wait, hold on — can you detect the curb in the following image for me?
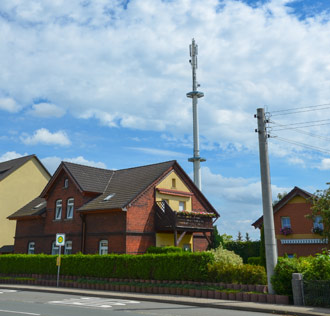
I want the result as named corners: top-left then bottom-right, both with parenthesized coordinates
top-left (1, 284), bottom-right (329, 316)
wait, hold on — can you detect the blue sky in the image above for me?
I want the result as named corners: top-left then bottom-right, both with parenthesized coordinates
top-left (1, 0), bottom-right (330, 240)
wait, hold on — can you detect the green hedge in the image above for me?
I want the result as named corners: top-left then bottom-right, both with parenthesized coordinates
top-left (207, 262), bottom-right (267, 284)
top-left (224, 241), bottom-right (260, 263)
top-left (0, 252), bottom-right (213, 281)
top-left (247, 257), bottom-right (262, 266)
top-left (271, 251), bottom-right (330, 296)
top-left (146, 246), bottom-right (182, 254)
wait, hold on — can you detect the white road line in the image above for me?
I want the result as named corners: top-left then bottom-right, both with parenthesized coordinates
top-left (48, 297), bottom-right (140, 309)
top-left (0, 290), bottom-right (17, 294)
top-left (0, 309), bottom-right (40, 316)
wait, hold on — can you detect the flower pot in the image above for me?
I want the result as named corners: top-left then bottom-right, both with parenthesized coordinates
top-left (266, 294), bottom-right (276, 304)
top-left (258, 294), bottom-right (267, 303)
top-left (228, 292), bottom-right (236, 300)
top-left (195, 289), bottom-right (202, 297)
top-left (235, 292), bottom-right (243, 301)
top-left (251, 293), bottom-right (258, 302)
top-left (220, 292), bottom-right (228, 300)
top-left (242, 293), bottom-right (251, 302)
top-left (275, 295), bottom-right (289, 305)
top-left (208, 290), bottom-right (215, 299)
top-left (248, 284), bottom-right (256, 291)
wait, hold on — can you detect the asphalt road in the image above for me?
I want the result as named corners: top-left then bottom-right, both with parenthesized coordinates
top-left (0, 288), bottom-right (287, 316)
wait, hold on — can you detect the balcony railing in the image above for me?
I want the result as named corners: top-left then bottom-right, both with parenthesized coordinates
top-left (155, 201), bottom-right (213, 232)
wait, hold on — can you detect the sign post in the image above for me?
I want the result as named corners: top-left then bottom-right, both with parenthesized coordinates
top-left (55, 233), bottom-right (65, 287)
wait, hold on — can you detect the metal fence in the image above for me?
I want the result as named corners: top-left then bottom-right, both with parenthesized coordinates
top-left (304, 280), bottom-right (330, 307)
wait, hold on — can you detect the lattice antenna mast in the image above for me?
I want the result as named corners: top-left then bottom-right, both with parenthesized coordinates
top-left (187, 38), bottom-right (206, 190)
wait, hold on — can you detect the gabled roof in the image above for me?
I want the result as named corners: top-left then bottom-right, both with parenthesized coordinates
top-left (12, 159), bottom-right (219, 218)
top-left (78, 160), bottom-right (177, 211)
top-left (40, 162), bottom-right (114, 197)
top-left (0, 155), bottom-right (50, 182)
top-left (252, 186), bottom-right (313, 229)
top-left (8, 196), bottom-right (47, 219)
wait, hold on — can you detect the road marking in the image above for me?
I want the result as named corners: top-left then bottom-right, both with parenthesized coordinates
top-left (0, 290), bottom-right (17, 294)
top-left (48, 297), bottom-right (140, 309)
top-left (0, 309), bottom-right (40, 316)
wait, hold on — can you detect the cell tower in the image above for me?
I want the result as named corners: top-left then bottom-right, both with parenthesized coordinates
top-left (187, 38), bottom-right (205, 191)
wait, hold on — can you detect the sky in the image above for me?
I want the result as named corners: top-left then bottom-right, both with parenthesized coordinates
top-left (1, 0), bottom-right (330, 241)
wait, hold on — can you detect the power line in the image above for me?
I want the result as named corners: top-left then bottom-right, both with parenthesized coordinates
top-left (271, 121), bottom-right (330, 131)
top-left (271, 136), bottom-right (330, 155)
top-left (269, 103), bottom-right (330, 116)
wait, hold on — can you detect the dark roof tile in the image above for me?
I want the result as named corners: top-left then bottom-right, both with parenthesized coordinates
top-left (0, 155), bottom-right (36, 182)
top-left (8, 197), bottom-right (47, 219)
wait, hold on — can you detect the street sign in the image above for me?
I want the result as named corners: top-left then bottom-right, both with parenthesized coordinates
top-left (56, 233), bottom-right (65, 246)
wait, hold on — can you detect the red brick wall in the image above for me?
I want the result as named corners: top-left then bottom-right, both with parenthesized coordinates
top-left (13, 169), bottom-right (97, 254)
top-left (125, 185), bottom-right (156, 253)
top-left (193, 233), bottom-right (209, 251)
top-left (274, 201), bottom-right (326, 257)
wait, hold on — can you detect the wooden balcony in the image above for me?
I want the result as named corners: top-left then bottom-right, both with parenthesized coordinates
top-left (155, 201), bottom-right (214, 232)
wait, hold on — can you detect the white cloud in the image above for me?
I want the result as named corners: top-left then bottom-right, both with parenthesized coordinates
top-left (29, 103), bottom-right (65, 118)
top-left (41, 155), bottom-right (107, 174)
top-left (20, 128), bottom-right (71, 146)
top-left (0, 151), bottom-right (27, 162)
top-left (0, 97), bottom-right (21, 113)
top-left (202, 166), bottom-right (291, 239)
top-left (128, 147), bottom-right (188, 158)
top-left (1, 0), bottom-right (330, 161)
top-left (318, 158), bottom-right (330, 170)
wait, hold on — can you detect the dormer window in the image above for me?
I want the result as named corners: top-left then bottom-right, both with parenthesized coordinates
top-left (64, 178), bottom-right (69, 188)
top-left (103, 193), bottom-right (115, 201)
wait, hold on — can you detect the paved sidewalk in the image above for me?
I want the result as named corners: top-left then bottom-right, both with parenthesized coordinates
top-left (1, 284), bottom-right (330, 316)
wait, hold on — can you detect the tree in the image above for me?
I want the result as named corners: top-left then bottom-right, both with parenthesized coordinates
top-left (208, 225), bottom-right (223, 250)
top-left (308, 186), bottom-right (330, 247)
top-left (237, 231), bottom-right (243, 241)
top-left (245, 232), bottom-right (251, 242)
top-left (273, 192), bottom-right (288, 206)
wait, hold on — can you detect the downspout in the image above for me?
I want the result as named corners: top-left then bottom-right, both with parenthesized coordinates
top-left (80, 214), bottom-right (86, 254)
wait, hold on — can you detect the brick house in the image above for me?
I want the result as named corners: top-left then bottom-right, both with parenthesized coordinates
top-left (252, 186), bottom-right (327, 257)
top-left (9, 160), bottom-right (219, 255)
top-left (0, 155), bottom-right (50, 254)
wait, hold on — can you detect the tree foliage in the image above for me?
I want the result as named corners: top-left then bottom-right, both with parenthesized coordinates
top-left (309, 186), bottom-right (330, 246)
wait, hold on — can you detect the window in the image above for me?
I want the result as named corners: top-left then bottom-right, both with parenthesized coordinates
top-left (55, 200), bottom-right (62, 220)
top-left (64, 178), bottom-right (69, 188)
top-left (179, 201), bottom-right (185, 211)
top-left (28, 242), bottom-right (35, 254)
top-left (66, 198), bottom-right (74, 219)
top-left (172, 178), bottom-right (176, 188)
top-left (52, 241), bottom-right (59, 255)
top-left (99, 240), bottom-right (108, 255)
top-left (313, 216), bottom-right (323, 230)
top-left (281, 217), bottom-right (291, 228)
top-left (64, 241), bottom-right (72, 255)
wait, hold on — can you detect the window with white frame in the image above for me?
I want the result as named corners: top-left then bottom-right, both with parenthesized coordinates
top-left (99, 240), bottom-right (108, 255)
top-left (313, 215), bottom-right (323, 230)
top-left (64, 241), bottom-right (72, 255)
top-left (28, 242), bottom-right (35, 254)
top-left (66, 198), bottom-right (74, 219)
top-left (51, 241), bottom-right (59, 255)
top-left (55, 200), bottom-right (62, 220)
top-left (179, 201), bottom-right (185, 211)
top-left (281, 216), bottom-right (291, 228)
top-left (64, 178), bottom-right (69, 188)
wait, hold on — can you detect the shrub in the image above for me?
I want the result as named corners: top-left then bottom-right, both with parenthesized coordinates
top-left (146, 246), bottom-right (182, 254)
top-left (208, 245), bottom-right (243, 266)
top-left (224, 241), bottom-right (261, 263)
top-left (304, 250), bottom-right (330, 281)
top-left (207, 262), bottom-right (266, 284)
top-left (247, 257), bottom-right (262, 266)
top-left (271, 256), bottom-right (312, 296)
top-left (0, 252), bottom-right (214, 282)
